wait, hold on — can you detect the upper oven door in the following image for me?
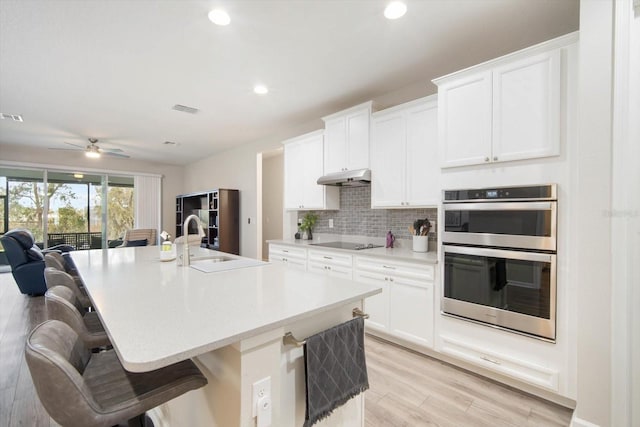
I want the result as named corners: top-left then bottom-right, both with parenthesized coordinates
top-left (443, 201), bottom-right (557, 251)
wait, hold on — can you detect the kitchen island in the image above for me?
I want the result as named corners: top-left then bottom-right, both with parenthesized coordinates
top-left (71, 245), bottom-right (381, 427)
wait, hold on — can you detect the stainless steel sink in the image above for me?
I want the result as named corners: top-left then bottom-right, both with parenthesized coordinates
top-left (190, 255), bottom-right (235, 263)
top-left (189, 257), bottom-right (267, 273)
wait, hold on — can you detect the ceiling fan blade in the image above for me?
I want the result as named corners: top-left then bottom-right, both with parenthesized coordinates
top-left (63, 141), bottom-right (85, 149)
top-left (48, 147), bottom-right (82, 151)
top-left (98, 147), bottom-right (124, 153)
top-left (103, 151), bottom-right (130, 158)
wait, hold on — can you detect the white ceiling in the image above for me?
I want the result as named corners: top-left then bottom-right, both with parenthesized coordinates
top-left (0, 0), bottom-right (579, 166)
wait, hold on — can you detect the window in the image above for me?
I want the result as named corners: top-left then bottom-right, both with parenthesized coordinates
top-left (0, 167), bottom-right (135, 249)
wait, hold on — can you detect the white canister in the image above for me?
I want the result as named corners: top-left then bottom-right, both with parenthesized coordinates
top-left (412, 235), bottom-right (429, 252)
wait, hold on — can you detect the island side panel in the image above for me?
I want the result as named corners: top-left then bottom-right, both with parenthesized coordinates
top-left (280, 302), bottom-right (366, 427)
top-left (148, 302), bottom-right (366, 427)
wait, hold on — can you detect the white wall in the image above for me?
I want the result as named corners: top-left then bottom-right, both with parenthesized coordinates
top-left (610, 1), bottom-right (640, 426)
top-left (0, 142), bottom-right (183, 235)
top-left (573, 0), bottom-right (614, 425)
top-left (262, 151), bottom-right (283, 260)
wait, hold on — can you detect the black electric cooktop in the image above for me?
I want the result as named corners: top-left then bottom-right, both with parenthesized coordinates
top-left (310, 241), bottom-right (383, 251)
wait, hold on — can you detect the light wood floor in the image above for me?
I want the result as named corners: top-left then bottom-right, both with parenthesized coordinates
top-left (0, 271), bottom-right (573, 426)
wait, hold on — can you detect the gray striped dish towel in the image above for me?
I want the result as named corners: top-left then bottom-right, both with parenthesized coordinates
top-left (303, 317), bottom-right (369, 427)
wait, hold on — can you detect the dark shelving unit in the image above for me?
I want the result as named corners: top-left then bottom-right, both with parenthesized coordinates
top-left (175, 189), bottom-right (239, 255)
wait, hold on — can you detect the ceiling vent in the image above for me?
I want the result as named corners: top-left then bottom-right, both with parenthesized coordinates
top-left (172, 104), bottom-right (199, 114)
top-left (0, 113), bottom-right (23, 122)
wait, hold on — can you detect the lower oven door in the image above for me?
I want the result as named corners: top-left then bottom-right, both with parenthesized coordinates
top-left (442, 245), bottom-right (556, 341)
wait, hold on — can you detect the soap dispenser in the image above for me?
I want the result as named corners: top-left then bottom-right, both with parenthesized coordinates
top-left (386, 231), bottom-right (395, 248)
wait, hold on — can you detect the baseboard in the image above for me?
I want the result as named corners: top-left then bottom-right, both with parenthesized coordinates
top-left (571, 413), bottom-right (601, 427)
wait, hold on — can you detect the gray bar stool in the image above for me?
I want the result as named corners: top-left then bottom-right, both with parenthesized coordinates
top-left (44, 252), bottom-right (86, 292)
top-left (25, 320), bottom-right (208, 427)
top-left (44, 267), bottom-right (92, 311)
top-left (45, 285), bottom-right (110, 349)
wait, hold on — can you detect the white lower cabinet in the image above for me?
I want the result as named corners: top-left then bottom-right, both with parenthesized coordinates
top-left (268, 244), bottom-right (307, 270)
top-left (389, 276), bottom-right (434, 348)
top-left (356, 257), bottom-right (435, 349)
top-left (353, 270), bottom-right (389, 332)
top-left (307, 249), bottom-right (353, 279)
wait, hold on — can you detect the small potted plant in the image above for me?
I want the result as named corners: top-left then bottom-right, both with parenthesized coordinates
top-left (300, 213), bottom-right (318, 240)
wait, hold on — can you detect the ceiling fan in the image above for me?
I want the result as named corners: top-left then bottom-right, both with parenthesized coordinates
top-left (49, 137), bottom-right (130, 159)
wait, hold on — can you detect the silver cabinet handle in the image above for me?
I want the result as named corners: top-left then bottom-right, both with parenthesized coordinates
top-left (484, 157), bottom-right (490, 162)
top-left (323, 256), bottom-right (333, 260)
top-left (382, 265), bottom-right (396, 270)
top-left (493, 156), bottom-right (498, 161)
top-left (283, 249), bottom-right (289, 253)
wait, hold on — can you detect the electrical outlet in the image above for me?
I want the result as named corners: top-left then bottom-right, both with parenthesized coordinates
top-left (252, 377), bottom-right (271, 417)
top-left (329, 219), bottom-right (334, 228)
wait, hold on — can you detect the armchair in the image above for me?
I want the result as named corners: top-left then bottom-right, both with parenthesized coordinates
top-left (0, 229), bottom-right (74, 296)
top-left (118, 228), bottom-right (157, 247)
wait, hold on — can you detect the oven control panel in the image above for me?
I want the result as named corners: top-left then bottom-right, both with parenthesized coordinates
top-left (444, 184), bottom-right (556, 202)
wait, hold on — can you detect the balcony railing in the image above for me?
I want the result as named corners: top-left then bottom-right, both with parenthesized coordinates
top-left (45, 232), bottom-right (123, 250)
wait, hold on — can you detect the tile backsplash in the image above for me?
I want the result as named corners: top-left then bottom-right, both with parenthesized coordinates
top-left (300, 186), bottom-right (437, 241)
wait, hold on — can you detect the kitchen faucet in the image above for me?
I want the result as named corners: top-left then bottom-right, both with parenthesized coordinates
top-left (182, 214), bottom-right (204, 267)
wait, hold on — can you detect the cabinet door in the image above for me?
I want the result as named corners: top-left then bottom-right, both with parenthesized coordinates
top-left (405, 101), bottom-right (439, 207)
top-left (346, 110), bottom-right (370, 170)
top-left (324, 117), bottom-right (347, 174)
top-left (309, 262), bottom-right (352, 279)
top-left (389, 277), bottom-right (434, 348)
top-left (438, 71), bottom-right (493, 168)
top-left (355, 271), bottom-right (389, 332)
top-left (300, 134), bottom-right (326, 209)
top-left (370, 111), bottom-right (405, 208)
top-left (492, 50), bottom-right (561, 163)
top-left (283, 141), bottom-right (305, 209)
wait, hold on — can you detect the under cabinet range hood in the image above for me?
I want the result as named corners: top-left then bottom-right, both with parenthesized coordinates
top-left (317, 169), bottom-right (371, 187)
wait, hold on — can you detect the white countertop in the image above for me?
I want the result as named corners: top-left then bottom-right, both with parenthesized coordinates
top-left (268, 237), bottom-right (439, 264)
top-left (71, 246), bottom-right (381, 372)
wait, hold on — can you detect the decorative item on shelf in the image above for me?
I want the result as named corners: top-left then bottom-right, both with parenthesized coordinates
top-left (409, 218), bottom-right (431, 252)
top-left (386, 231), bottom-right (395, 248)
top-left (295, 230), bottom-right (301, 240)
top-left (300, 213), bottom-right (318, 241)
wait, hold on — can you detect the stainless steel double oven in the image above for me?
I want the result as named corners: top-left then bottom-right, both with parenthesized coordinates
top-left (442, 184), bottom-right (557, 341)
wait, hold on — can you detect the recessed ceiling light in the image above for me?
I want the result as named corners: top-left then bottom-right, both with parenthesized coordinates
top-left (208, 9), bottom-right (230, 26)
top-left (254, 84), bottom-right (269, 95)
top-left (384, 1), bottom-right (407, 20)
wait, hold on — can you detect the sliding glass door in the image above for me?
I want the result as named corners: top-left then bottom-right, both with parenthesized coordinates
top-left (0, 167), bottom-right (134, 250)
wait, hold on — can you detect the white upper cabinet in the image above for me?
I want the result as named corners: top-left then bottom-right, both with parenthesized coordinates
top-left (437, 72), bottom-right (492, 167)
top-left (434, 35), bottom-right (572, 168)
top-left (371, 96), bottom-right (439, 208)
top-left (283, 130), bottom-right (339, 210)
top-left (322, 102), bottom-right (372, 174)
top-left (492, 51), bottom-right (561, 162)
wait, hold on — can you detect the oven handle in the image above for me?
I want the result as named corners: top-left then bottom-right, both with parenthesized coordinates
top-left (443, 201), bottom-right (555, 211)
top-left (443, 245), bottom-right (555, 263)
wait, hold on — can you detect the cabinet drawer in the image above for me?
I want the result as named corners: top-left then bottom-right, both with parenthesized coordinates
top-left (308, 249), bottom-right (353, 268)
top-left (269, 244), bottom-right (307, 260)
top-left (355, 256), bottom-right (434, 281)
top-left (440, 335), bottom-right (559, 391)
